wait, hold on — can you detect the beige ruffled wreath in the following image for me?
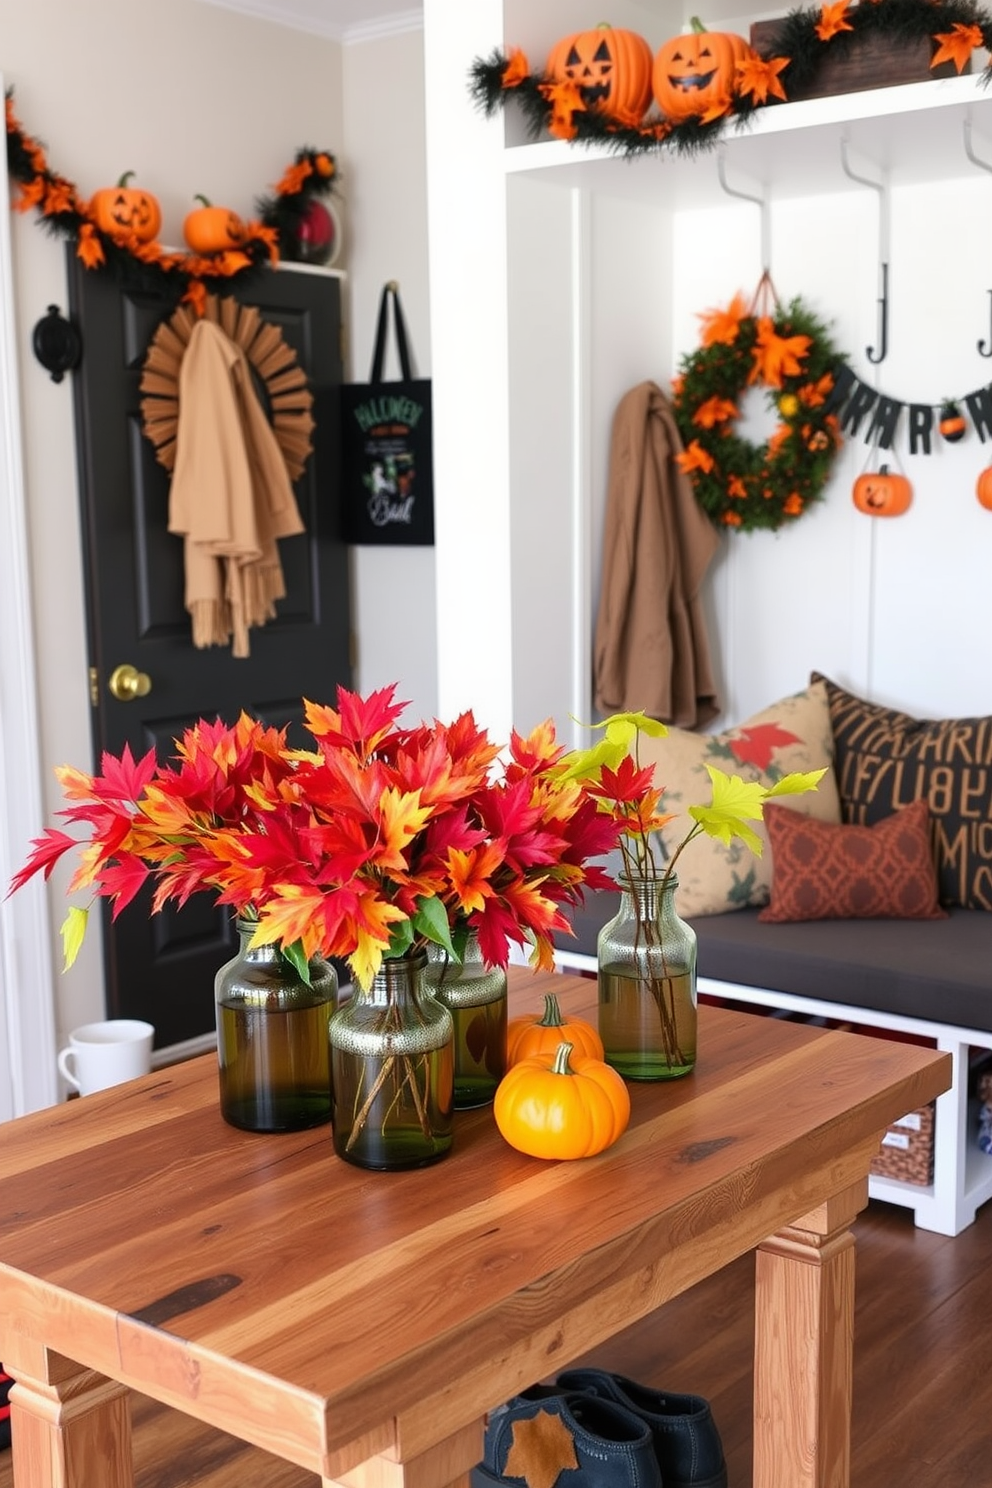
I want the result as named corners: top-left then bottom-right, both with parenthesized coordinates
top-left (139, 294), bottom-right (314, 480)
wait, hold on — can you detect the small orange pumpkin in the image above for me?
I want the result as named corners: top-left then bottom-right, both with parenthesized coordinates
top-left (183, 195), bottom-right (248, 255)
top-left (939, 401), bottom-right (966, 442)
top-left (90, 172), bottom-right (161, 242)
top-left (546, 22), bottom-right (653, 127)
top-left (976, 466), bottom-right (992, 510)
top-left (652, 19), bottom-right (753, 122)
top-left (505, 991), bottom-right (604, 1066)
top-left (852, 464), bottom-right (912, 518)
top-left (493, 1041), bottom-right (631, 1160)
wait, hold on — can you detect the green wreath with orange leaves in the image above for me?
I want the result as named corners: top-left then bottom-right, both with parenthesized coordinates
top-left (671, 289), bottom-right (845, 533)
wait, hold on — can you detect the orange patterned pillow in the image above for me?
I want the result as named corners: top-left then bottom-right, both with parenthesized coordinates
top-left (758, 798), bottom-right (947, 923)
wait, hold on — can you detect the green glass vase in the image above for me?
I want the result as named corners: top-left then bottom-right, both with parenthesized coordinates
top-left (215, 920), bottom-right (338, 1131)
top-left (426, 931), bottom-right (507, 1108)
top-left (329, 951), bottom-right (454, 1170)
top-left (597, 873), bottom-right (697, 1081)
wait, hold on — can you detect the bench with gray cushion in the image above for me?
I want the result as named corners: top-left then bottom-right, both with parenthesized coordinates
top-left (558, 893), bottom-right (992, 1237)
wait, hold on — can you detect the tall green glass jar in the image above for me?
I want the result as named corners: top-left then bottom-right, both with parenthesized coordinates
top-left (597, 873), bottom-right (697, 1081)
top-left (329, 951), bottom-right (454, 1170)
top-left (215, 921), bottom-right (338, 1131)
top-left (426, 931), bottom-right (507, 1108)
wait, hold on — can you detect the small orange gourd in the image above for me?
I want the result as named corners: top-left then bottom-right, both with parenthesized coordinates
top-left (652, 18), bottom-right (753, 122)
top-left (90, 172), bottom-right (162, 242)
top-left (183, 195), bottom-right (247, 255)
top-left (493, 1041), bottom-right (631, 1160)
top-left (976, 466), bottom-right (992, 510)
top-left (505, 991), bottom-right (604, 1066)
top-left (545, 23), bottom-right (653, 127)
top-left (852, 464), bottom-right (912, 518)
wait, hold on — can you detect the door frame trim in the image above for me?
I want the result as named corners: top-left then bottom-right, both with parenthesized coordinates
top-left (0, 69), bottom-right (58, 1118)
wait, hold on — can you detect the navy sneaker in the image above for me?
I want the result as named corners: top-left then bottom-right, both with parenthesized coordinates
top-left (0, 1364), bottom-right (11, 1451)
top-left (471, 1386), bottom-right (662, 1488)
top-left (556, 1370), bottom-right (727, 1488)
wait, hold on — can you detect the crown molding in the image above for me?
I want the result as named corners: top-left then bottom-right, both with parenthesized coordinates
top-left (195, 0), bottom-right (422, 44)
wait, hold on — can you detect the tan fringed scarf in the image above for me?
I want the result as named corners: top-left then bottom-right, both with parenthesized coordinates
top-left (168, 318), bottom-right (305, 658)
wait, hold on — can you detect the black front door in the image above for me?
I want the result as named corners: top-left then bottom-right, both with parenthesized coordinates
top-left (67, 256), bottom-right (351, 1049)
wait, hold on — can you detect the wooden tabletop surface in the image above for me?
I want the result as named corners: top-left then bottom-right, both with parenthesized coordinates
top-left (0, 969), bottom-right (950, 1480)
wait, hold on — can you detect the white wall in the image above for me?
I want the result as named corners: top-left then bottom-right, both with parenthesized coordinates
top-left (1, 0), bottom-right (345, 1070)
top-left (341, 26), bottom-right (438, 723)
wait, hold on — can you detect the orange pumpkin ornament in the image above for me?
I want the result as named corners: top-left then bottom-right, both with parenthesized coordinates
top-left (506, 991), bottom-right (604, 1066)
top-left (183, 195), bottom-right (247, 255)
top-left (546, 22), bottom-right (653, 127)
top-left (90, 172), bottom-right (162, 242)
top-left (652, 18), bottom-right (753, 122)
top-left (976, 466), bottom-right (992, 510)
top-left (493, 1041), bottom-right (631, 1160)
top-left (852, 464), bottom-right (912, 518)
top-left (939, 401), bottom-right (966, 442)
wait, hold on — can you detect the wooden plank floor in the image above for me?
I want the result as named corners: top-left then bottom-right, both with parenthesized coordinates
top-left (2, 1195), bottom-right (991, 1488)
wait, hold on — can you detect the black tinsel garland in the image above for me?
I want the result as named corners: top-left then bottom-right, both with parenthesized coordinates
top-left (469, 0), bottom-right (992, 162)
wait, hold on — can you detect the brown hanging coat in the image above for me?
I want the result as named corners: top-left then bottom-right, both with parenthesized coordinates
top-left (168, 318), bottom-right (305, 659)
top-left (593, 381), bottom-right (721, 728)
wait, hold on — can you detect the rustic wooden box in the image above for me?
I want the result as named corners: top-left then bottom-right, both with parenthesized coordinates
top-left (749, 19), bottom-right (965, 103)
top-left (870, 1102), bottom-right (935, 1186)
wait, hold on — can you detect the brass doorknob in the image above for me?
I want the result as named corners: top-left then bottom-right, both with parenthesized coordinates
top-left (108, 664), bottom-right (152, 702)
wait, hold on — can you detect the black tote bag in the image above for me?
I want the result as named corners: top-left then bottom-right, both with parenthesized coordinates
top-left (340, 282), bottom-right (434, 546)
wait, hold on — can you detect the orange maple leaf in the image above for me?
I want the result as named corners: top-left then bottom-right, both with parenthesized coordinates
top-left (931, 23), bottom-right (981, 73)
top-left (736, 54), bottom-right (789, 104)
top-left (694, 396), bottom-right (738, 428)
top-left (727, 474), bottom-right (748, 499)
top-left (502, 47), bottom-right (531, 87)
top-left (767, 423), bottom-right (793, 455)
top-left (749, 317), bottom-right (812, 389)
top-left (75, 224), bottom-right (105, 269)
top-left (43, 178), bottom-right (76, 215)
top-left (676, 439), bottom-right (716, 475)
top-left (699, 292), bottom-right (748, 347)
top-left (815, 1), bottom-right (853, 41)
top-left (722, 510), bottom-right (743, 526)
top-left (539, 79), bottom-right (586, 140)
top-left (798, 373), bottom-right (834, 407)
top-left (783, 492), bottom-right (804, 515)
top-left (13, 176), bottom-right (45, 213)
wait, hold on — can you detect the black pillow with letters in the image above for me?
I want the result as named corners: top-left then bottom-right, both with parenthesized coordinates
top-left (811, 672), bottom-right (992, 910)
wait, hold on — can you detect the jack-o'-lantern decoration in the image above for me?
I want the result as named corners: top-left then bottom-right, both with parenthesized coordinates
top-left (182, 196), bottom-right (247, 255)
top-left (939, 400), bottom-right (966, 442)
top-left (546, 22), bottom-right (653, 127)
top-left (853, 464), bottom-right (912, 518)
top-left (652, 19), bottom-right (753, 121)
top-left (976, 466), bottom-right (992, 510)
top-left (90, 172), bottom-right (162, 243)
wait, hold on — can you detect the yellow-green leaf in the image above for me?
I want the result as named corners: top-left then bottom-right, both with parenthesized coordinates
top-left (60, 905), bottom-right (89, 970)
top-left (687, 766), bottom-right (768, 853)
top-left (765, 767), bottom-right (827, 797)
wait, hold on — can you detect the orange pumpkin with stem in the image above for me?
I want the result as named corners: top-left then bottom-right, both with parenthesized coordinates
top-left (652, 17), bottom-right (753, 121)
top-left (852, 464), bottom-right (912, 517)
top-left (976, 466), bottom-right (992, 510)
top-left (183, 195), bottom-right (247, 255)
top-left (546, 22), bottom-right (653, 127)
top-left (506, 991), bottom-right (604, 1066)
top-left (494, 1041), bottom-right (631, 1160)
top-left (90, 172), bottom-right (161, 242)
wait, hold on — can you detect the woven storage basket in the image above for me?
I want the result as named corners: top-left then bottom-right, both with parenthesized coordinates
top-left (870, 1103), bottom-right (935, 1186)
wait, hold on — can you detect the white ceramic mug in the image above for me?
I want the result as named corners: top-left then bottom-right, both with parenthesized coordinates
top-left (57, 1019), bottom-right (155, 1096)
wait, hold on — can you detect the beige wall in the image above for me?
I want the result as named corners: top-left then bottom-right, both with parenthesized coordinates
top-left (2, 0), bottom-right (345, 1040)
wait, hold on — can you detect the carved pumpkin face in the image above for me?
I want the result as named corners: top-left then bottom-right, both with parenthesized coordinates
top-left (183, 198), bottom-right (247, 255)
top-left (546, 23), bottom-right (653, 127)
top-left (852, 465), bottom-right (912, 518)
top-left (652, 27), bottom-right (751, 121)
top-left (91, 173), bottom-right (162, 243)
top-left (976, 466), bottom-right (992, 510)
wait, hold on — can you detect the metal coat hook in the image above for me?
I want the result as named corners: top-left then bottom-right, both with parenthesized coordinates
top-left (840, 136), bottom-right (890, 365)
top-left (962, 121), bottom-right (992, 355)
top-left (716, 149), bottom-right (770, 272)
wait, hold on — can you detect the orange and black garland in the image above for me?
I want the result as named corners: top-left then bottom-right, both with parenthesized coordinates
top-left (469, 0), bottom-right (992, 159)
top-left (671, 284), bottom-right (845, 532)
top-left (5, 89), bottom-right (337, 310)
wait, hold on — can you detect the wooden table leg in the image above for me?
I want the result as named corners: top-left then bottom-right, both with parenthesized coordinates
top-left (5, 1349), bottom-right (133, 1488)
top-left (326, 1418), bottom-right (485, 1488)
top-left (753, 1178), bottom-right (867, 1488)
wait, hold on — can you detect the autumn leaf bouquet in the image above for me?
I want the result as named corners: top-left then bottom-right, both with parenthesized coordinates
top-left (558, 711), bottom-right (824, 1077)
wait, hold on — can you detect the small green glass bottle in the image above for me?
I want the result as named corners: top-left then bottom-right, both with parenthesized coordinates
top-left (426, 931), bottom-right (507, 1108)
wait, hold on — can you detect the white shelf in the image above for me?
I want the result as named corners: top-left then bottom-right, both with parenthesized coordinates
top-left (502, 72), bottom-right (992, 205)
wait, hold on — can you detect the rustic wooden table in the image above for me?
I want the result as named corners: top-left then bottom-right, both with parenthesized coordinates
top-left (0, 970), bottom-right (949, 1488)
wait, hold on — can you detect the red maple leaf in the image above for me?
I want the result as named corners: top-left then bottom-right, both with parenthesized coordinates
top-left (728, 722), bottom-right (801, 770)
